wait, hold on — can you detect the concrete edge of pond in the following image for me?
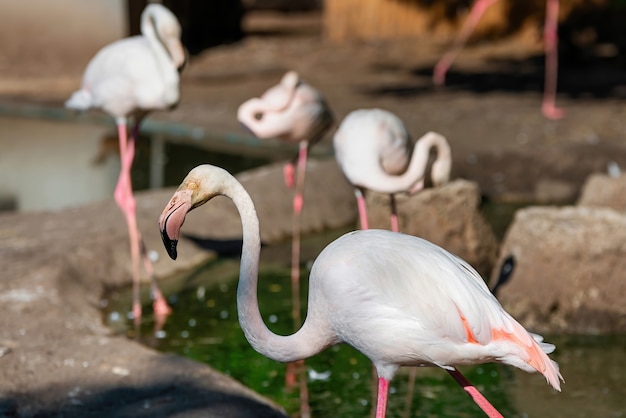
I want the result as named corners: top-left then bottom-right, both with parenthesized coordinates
top-left (0, 159), bottom-right (356, 417)
top-left (0, 100), bottom-right (335, 160)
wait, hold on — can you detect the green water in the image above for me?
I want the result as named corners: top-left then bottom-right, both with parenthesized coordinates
top-left (105, 236), bottom-right (626, 418)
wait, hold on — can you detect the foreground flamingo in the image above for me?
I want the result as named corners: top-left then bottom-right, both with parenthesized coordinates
top-left (66, 3), bottom-right (186, 323)
top-left (433, 0), bottom-right (564, 119)
top-left (237, 71), bottom-right (334, 415)
top-left (333, 108), bottom-right (451, 231)
top-left (158, 164), bottom-right (563, 418)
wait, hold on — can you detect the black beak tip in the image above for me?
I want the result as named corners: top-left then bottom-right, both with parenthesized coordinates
top-left (160, 230), bottom-right (178, 260)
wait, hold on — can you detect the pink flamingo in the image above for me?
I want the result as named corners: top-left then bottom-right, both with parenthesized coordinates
top-left (66, 3), bottom-right (186, 323)
top-left (237, 71), bottom-right (333, 416)
top-left (333, 108), bottom-right (452, 232)
top-left (158, 164), bottom-right (563, 418)
top-left (433, 0), bottom-right (564, 119)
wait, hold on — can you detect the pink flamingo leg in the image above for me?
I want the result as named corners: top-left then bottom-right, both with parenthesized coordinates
top-left (283, 161), bottom-right (296, 189)
top-left (285, 140), bottom-right (311, 418)
top-left (114, 119), bottom-right (171, 325)
top-left (128, 119), bottom-right (172, 321)
top-left (355, 188), bottom-right (369, 230)
top-left (140, 239), bottom-right (172, 321)
top-left (114, 120), bottom-right (143, 323)
top-left (542, 0), bottom-right (564, 119)
top-left (433, 0), bottom-right (501, 86)
top-left (389, 194), bottom-right (399, 233)
top-left (447, 368), bottom-right (504, 418)
top-left (375, 377), bottom-right (390, 418)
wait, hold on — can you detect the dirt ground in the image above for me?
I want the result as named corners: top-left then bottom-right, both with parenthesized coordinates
top-left (1, 9), bottom-right (626, 418)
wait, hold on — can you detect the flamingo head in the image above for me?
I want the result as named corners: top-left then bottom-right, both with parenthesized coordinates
top-left (158, 165), bottom-right (230, 259)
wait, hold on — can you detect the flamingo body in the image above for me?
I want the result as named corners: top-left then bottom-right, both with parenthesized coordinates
top-left (159, 164), bottom-right (562, 418)
top-left (66, 4), bottom-right (184, 118)
top-left (333, 109), bottom-right (451, 195)
top-left (313, 230), bottom-right (558, 384)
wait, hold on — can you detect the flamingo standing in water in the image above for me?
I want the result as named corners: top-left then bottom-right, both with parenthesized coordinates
top-left (158, 164), bottom-right (563, 418)
top-left (237, 71), bottom-right (334, 416)
top-left (333, 108), bottom-right (452, 232)
top-left (433, 0), bottom-right (564, 119)
top-left (66, 3), bottom-right (186, 323)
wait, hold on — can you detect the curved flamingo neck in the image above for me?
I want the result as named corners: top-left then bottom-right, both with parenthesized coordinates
top-left (227, 177), bottom-right (330, 363)
top-left (366, 131), bottom-right (451, 194)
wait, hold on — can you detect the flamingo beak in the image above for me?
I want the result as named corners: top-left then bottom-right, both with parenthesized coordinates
top-left (158, 189), bottom-right (193, 260)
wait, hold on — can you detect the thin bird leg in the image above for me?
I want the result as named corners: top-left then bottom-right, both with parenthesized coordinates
top-left (283, 158), bottom-right (296, 189)
top-left (290, 140), bottom-right (308, 324)
top-left (114, 119), bottom-right (143, 324)
top-left (355, 188), bottom-right (369, 230)
top-left (389, 194), bottom-right (399, 233)
top-left (285, 140), bottom-right (311, 418)
top-left (284, 139), bottom-right (320, 189)
top-left (447, 368), bottom-right (504, 418)
top-left (433, 0), bottom-right (501, 86)
top-left (541, 0), bottom-right (564, 119)
top-left (129, 116), bottom-right (172, 320)
top-left (375, 377), bottom-right (390, 418)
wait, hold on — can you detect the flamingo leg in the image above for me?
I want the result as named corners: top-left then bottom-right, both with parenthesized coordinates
top-left (389, 194), bottom-right (399, 233)
top-left (114, 119), bottom-right (143, 324)
top-left (375, 377), bottom-right (390, 418)
top-left (355, 188), bottom-right (369, 230)
top-left (129, 118), bottom-right (172, 323)
top-left (447, 368), bottom-right (504, 418)
top-left (542, 0), bottom-right (564, 119)
top-left (283, 160), bottom-right (296, 189)
top-left (285, 140), bottom-right (311, 418)
top-left (433, 0), bottom-right (501, 86)
top-left (114, 118), bottom-right (171, 326)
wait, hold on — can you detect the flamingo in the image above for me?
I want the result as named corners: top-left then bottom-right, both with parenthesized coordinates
top-left (237, 71), bottom-right (334, 415)
top-left (66, 3), bottom-right (186, 323)
top-left (333, 108), bottom-right (451, 231)
top-left (433, 0), bottom-right (564, 120)
top-left (158, 164), bottom-right (563, 418)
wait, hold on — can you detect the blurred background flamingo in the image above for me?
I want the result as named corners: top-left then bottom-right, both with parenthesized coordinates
top-left (66, 3), bottom-right (186, 325)
top-left (333, 108), bottom-right (451, 232)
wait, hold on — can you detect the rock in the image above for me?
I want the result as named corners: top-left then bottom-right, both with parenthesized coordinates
top-left (366, 179), bottom-right (499, 277)
top-left (491, 206), bottom-right (626, 334)
top-left (577, 173), bottom-right (626, 211)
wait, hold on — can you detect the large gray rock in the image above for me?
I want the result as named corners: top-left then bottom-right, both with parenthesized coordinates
top-left (577, 173), bottom-right (626, 211)
top-left (491, 206), bottom-right (626, 334)
top-left (366, 179), bottom-right (499, 277)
